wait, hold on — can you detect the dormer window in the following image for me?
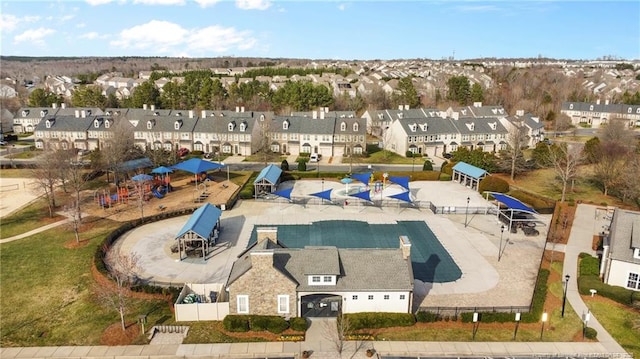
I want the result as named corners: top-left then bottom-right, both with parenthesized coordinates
top-left (175, 112), bottom-right (182, 116)
top-left (498, 109), bottom-right (504, 114)
top-left (94, 119), bottom-right (101, 128)
top-left (227, 121), bottom-right (235, 131)
top-left (461, 109), bottom-right (467, 116)
top-left (22, 110), bottom-right (29, 117)
top-left (569, 104), bottom-right (574, 110)
top-left (240, 121), bottom-right (247, 132)
top-left (628, 108), bottom-right (632, 114)
top-left (40, 110), bottom-right (48, 117)
top-left (589, 105), bottom-right (594, 111)
top-left (174, 120), bottom-right (182, 130)
top-left (105, 119), bottom-right (111, 129)
top-left (147, 120), bottom-right (155, 129)
top-left (420, 123), bottom-right (428, 131)
top-left (283, 120), bottom-right (289, 130)
top-left (377, 113), bottom-right (384, 120)
top-left (340, 122), bottom-right (346, 131)
top-left (105, 111), bottom-right (112, 116)
top-left (45, 119), bottom-right (54, 128)
top-left (636, 108), bottom-right (640, 114)
top-left (466, 122), bottom-right (475, 131)
top-left (398, 113), bottom-right (403, 119)
top-left (86, 110), bottom-right (92, 116)
top-left (260, 114), bottom-right (265, 121)
top-left (353, 123), bottom-right (359, 132)
top-left (153, 111), bottom-right (159, 116)
top-left (489, 122), bottom-right (497, 130)
top-left (410, 123), bottom-right (417, 132)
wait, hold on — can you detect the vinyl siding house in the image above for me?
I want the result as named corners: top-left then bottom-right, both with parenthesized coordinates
top-left (561, 100), bottom-right (640, 129)
top-left (269, 115), bottom-right (336, 157)
top-left (333, 114), bottom-right (366, 157)
top-left (502, 111), bottom-right (545, 148)
top-left (194, 110), bottom-right (265, 156)
top-left (225, 228), bottom-right (414, 317)
top-left (34, 114), bottom-right (94, 150)
top-left (14, 106), bottom-right (59, 133)
top-left (133, 110), bottom-right (198, 152)
top-left (601, 209), bottom-right (640, 291)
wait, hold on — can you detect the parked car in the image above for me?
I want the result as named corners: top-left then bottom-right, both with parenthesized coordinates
top-left (177, 148), bottom-right (190, 157)
top-left (309, 153), bottom-right (321, 162)
top-left (442, 153), bottom-right (452, 159)
top-left (0, 140), bottom-right (8, 146)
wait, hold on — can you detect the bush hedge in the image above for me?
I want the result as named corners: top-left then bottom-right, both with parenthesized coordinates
top-left (441, 161), bottom-right (455, 176)
top-left (578, 276), bottom-right (637, 306)
top-left (508, 189), bottom-right (556, 214)
top-left (584, 327), bottom-right (598, 339)
top-left (460, 269), bottom-right (549, 323)
top-left (249, 315), bottom-right (289, 333)
top-left (478, 176), bottom-right (509, 194)
top-left (239, 171), bottom-right (258, 199)
top-left (223, 315), bottom-right (250, 332)
top-left (346, 312), bottom-right (415, 330)
top-left (416, 311), bottom-right (440, 322)
top-left (289, 317), bottom-right (308, 331)
top-left (439, 173), bottom-right (451, 181)
top-left (422, 160), bottom-right (433, 171)
top-left (579, 255), bottom-right (600, 276)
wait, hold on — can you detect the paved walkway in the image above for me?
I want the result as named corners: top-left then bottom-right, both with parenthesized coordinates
top-left (562, 203), bottom-right (626, 353)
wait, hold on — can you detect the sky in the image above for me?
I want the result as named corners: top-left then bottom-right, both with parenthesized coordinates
top-left (1, 0), bottom-right (639, 61)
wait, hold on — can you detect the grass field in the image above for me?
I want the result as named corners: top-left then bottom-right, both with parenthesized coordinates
top-left (0, 198), bottom-right (65, 239)
top-left (0, 218), bottom-right (175, 347)
top-left (584, 297), bottom-right (640, 357)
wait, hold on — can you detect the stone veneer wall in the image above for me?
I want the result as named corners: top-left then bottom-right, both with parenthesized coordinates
top-left (228, 252), bottom-right (298, 317)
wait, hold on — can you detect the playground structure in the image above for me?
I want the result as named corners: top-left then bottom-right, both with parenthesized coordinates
top-left (95, 174), bottom-right (172, 209)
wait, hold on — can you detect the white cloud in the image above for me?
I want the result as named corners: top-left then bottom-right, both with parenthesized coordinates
top-left (1, 14), bottom-right (41, 33)
top-left (338, 3), bottom-right (346, 11)
top-left (79, 31), bottom-right (100, 39)
top-left (14, 27), bottom-right (56, 45)
top-left (132, 0), bottom-right (185, 5)
top-left (194, 0), bottom-right (221, 8)
top-left (61, 14), bottom-right (75, 22)
top-left (85, 0), bottom-right (113, 5)
top-left (77, 23), bottom-right (87, 28)
top-left (110, 20), bottom-right (257, 55)
top-left (236, 0), bottom-right (271, 10)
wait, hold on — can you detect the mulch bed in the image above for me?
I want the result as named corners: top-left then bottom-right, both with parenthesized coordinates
top-left (100, 322), bottom-right (141, 346)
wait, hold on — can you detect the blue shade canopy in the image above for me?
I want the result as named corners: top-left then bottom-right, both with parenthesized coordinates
top-left (490, 192), bottom-right (538, 214)
top-left (273, 187), bottom-right (293, 200)
top-left (340, 177), bottom-right (353, 184)
top-left (388, 191), bottom-right (412, 203)
top-left (452, 161), bottom-right (488, 179)
top-left (132, 174), bottom-right (153, 182)
top-left (175, 203), bottom-right (222, 239)
top-left (389, 176), bottom-right (410, 190)
top-left (171, 158), bottom-right (224, 174)
top-left (349, 190), bottom-right (372, 202)
top-left (254, 164), bottom-right (282, 185)
top-left (151, 166), bottom-right (173, 174)
top-left (351, 173), bottom-right (371, 185)
top-left (310, 189), bottom-right (333, 201)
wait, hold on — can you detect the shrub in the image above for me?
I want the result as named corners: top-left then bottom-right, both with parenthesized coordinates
top-left (584, 327), bottom-right (598, 339)
top-left (579, 255), bottom-right (600, 276)
top-left (441, 161), bottom-right (454, 176)
top-left (508, 190), bottom-right (555, 213)
top-left (578, 275), bottom-right (636, 305)
top-left (223, 315), bottom-right (250, 332)
top-left (191, 150), bottom-right (204, 156)
top-left (478, 176), bottom-right (509, 194)
top-left (281, 159), bottom-right (289, 171)
top-left (297, 160), bottom-right (307, 172)
top-left (422, 160), bottom-right (433, 171)
top-left (289, 317), bottom-right (308, 332)
top-left (416, 311), bottom-right (439, 322)
top-left (439, 173), bottom-right (451, 181)
top-left (249, 315), bottom-right (289, 333)
top-left (347, 312), bottom-right (415, 330)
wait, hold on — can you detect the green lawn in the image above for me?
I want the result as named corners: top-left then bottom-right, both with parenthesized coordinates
top-left (0, 199), bottom-right (65, 239)
top-left (584, 298), bottom-right (640, 357)
top-left (0, 219), bottom-right (175, 347)
top-left (363, 150), bottom-right (426, 165)
top-left (184, 321), bottom-right (270, 344)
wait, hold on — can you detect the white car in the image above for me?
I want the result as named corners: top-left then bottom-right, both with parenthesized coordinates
top-left (309, 153), bottom-right (321, 162)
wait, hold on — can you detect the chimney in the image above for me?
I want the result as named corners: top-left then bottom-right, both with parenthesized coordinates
top-left (516, 109), bottom-right (524, 116)
top-left (473, 102), bottom-right (482, 107)
top-left (320, 111), bottom-right (325, 119)
top-left (61, 103), bottom-right (66, 109)
top-left (201, 110), bottom-right (206, 118)
top-left (399, 235), bottom-right (412, 260)
top-left (143, 103), bottom-right (148, 110)
top-left (75, 110), bottom-right (80, 118)
top-left (325, 107), bottom-right (329, 113)
top-left (189, 110), bottom-right (194, 119)
top-left (151, 104), bottom-right (156, 111)
top-left (249, 251), bottom-right (274, 271)
top-left (596, 99), bottom-right (600, 105)
top-left (81, 110), bottom-right (86, 118)
top-left (312, 111), bottom-right (318, 119)
top-left (452, 112), bottom-right (459, 121)
top-left (241, 106), bottom-right (245, 113)
top-left (404, 104), bottom-right (409, 110)
top-left (52, 103), bottom-right (57, 109)
top-left (398, 105), bottom-right (403, 110)
top-left (605, 99), bottom-right (610, 105)
top-left (256, 227), bottom-right (278, 245)
top-left (236, 106), bottom-right (240, 112)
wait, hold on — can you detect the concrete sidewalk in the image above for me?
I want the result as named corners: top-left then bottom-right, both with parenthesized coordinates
top-left (562, 204), bottom-right (626, 353)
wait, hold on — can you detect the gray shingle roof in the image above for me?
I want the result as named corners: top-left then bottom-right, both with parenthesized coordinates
top-left (561, 101), bottom-right (640, 115)
top-left (35, 115), bottom-right (95, 132)
top-left (609, 209), bottom-right (640, 264)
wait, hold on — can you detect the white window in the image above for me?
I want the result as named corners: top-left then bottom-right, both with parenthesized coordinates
top-left (174, 120), bottom-right (181, 130)
top-left (147, 121), bottom-right (153, 129)
top-left (283, 120), bottom-right (289, 130)
top-left (277, 295), bottom-right (289, 314)
top-left (312, 276), bottom-right (321, 283)
top-left (352, 295), bottom-right (358, 300)
top-left (383, 295), bottom-right (389, 300)
top-left (628, 108), bottom-right (633, 114)
top-left (400, 294), bottom-right (405, 300)
top-left (222, 145), bottom-right (231, 153)
top-left (240, 122), bottom-right (247, 132)
top-left (237, 295), bottom-right (249, 314)
top-left (368, 295), bottom-right (374, 300)
top-left (323, 276), bottom-right (332, 283)
top-left (353, 123), bottom-right (359, 132)
top-left (270, 144), bottom-right (280, 153)
top-left (627, 272), bottom-right (640, 290)
top-left (340, 122), bottom-right (346, 131)
top-left (228, 122), bottom-right (234, 131)
top-left (589, 105), bottom-right (594, 111)
top-left (569, 104), bottom-right (573, 110)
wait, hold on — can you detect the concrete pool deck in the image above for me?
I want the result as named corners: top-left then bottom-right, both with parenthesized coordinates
top-left (111, 180), bottom-right (550, 309)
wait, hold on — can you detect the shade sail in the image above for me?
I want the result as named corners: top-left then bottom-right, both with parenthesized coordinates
top-left (351, 172), bottom-right (371, 185)
top-left (171, 158), bottom-right (224, 174)
top-left (310, 189), bottom-right (333, 201)
top-left (272, 187), bottom-right (293, 200)
top-left (388, 191), bottom-right (412, 203)
top-left (490, 192), bottom-right (537, 214)
top-left (389, 176), bottom-right (410, 191)
top-left (132, 174), bottom-right (153, 182)
top-left (349, 190), bottom-right (372, 202)
top-left (151, 166), bottom-right (173, 174)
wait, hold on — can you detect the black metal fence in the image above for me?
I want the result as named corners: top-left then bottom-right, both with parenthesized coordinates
top-left (417, 305), bottom-right (530, 317)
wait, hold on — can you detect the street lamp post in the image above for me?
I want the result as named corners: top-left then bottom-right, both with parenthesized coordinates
top-left (472, 312), bottom-right (479, 340)
top-left (412, 154), bottom-right (415, 172)
top-left (498, 225), bottom-right (505, 261)
top-left (513, 312), bottom-right (521, 340)
top-left (465, 196), bottom-right (470, 228)
top-left (540, 312), bottom-right (548, 340)
top-left (561, 274), bottom-right (570, 318)
top-left (321, 178), bottom-right (324, 204)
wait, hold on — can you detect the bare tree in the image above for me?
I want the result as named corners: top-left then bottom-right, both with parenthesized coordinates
top-left (592, 119), bottom-right (634, 196)
top-left (95, 252), bottom-right (141, 331)
top-left (617, 153), bottom-right (640, 207)
top-left (546, 142), bottom-right (584, 202)
top-left (252, 117), bottom-right (277, 166)
top-left (30, 151), bottom-right (60, 217)
top-left (504, 123), bottom-right (529, 180)
top-left (102, 117), bottom-right (138, 184)
top-left (322, 313), bottom-right (350, 356)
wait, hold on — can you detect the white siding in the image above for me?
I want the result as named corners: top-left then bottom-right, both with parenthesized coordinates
top-left (340, 291), bottom-right (411, 313)
top-left (606, 259), bottom-right (640, 291)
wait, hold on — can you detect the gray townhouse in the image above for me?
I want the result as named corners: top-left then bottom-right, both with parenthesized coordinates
top-left (560, 100), bottom-right (640, 128)
top-left (194, 109), bottom-right (267, 156)
top-left (386, 115), bottom-right (460, 157)
top-left (14, 106), bottom-right (59, 133)
top-left (133, 110), bottom-right (198, 152)
top-left (502, 110), bottom-right (545, 148)
top-left (34, 114), bottom-right (95, 151)
top-left (268, 115), bottom-right (336, 157)
top-left (450, 116), bottom-right (509, 153)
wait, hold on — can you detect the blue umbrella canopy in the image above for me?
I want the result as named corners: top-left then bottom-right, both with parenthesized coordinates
top-left (171, 158), bottom-right (224, 174)
top-left (151, 166), bottom-right (173, 174)
top-left (132, 174), bottom-right (153, 182)
top-left (340, 177), bottom-right (353, 184)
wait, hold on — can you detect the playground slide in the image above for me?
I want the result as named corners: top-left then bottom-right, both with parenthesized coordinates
top-left (152, 188), bottom-right (164, 199)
